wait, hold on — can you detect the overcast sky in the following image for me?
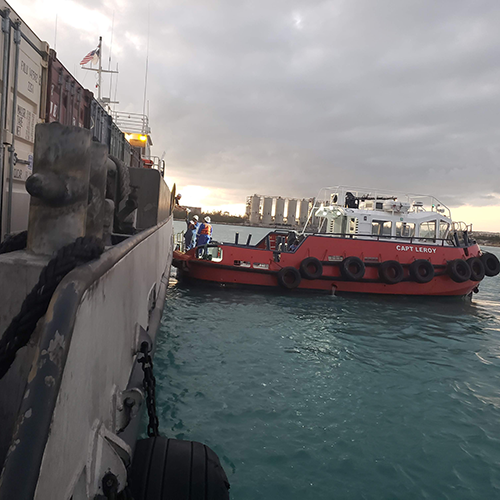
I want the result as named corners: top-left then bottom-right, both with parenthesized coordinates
top-left (10, 0), bottom-right (500, 229)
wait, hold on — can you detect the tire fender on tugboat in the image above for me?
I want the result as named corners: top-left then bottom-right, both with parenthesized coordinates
top-left (447, 259), bottom-right (471, 283)
top-left (467, 257), bottom-right (486, 282)
top-left (379, 260), bottom-right (405, 285)
top-left (481, 252), bottom-right (500, 277)
top-left (277, 267), bottom-right (302, 289)
top-left (340, 256), bottom-right (365, 281)
top-left (409, 259), bottom-right (435, 284)
top-left (300, 257), bottom-right (323, 280)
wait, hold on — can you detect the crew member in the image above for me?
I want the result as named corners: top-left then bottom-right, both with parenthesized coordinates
top-left (197, 216), bottom-right (213, 247)
top-left (184, 219), bottom-right (198, 250)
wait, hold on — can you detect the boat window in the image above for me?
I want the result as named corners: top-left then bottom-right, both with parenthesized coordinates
top-left (372, 220), bottom-right (392, 237)
top-left (419, 221), bottom-right (436, 239)
top-left (396, 222), bottom-right (415, 238)
top-left (198, 246), bottom-right (223, 262)
top-left (439, 221), bottom-right (450, 239)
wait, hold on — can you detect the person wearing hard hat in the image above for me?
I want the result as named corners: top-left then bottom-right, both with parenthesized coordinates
top-left (184, 219), bottom-right (198, 250)
top-left (197, 216), bottom-right (213, 248)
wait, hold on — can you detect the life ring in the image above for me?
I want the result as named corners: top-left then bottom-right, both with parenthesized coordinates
top-left (277, 267), bottom-right (302, 289)
top-left (409, 259), bottom-right (434, 283)
top-left (481, 252), bottom-right (500, 277)
top-left (300, 257), bottom-right (323, 280)
top-left (379, 260), bottom-right (404, 284)
top-left (129, 436), bottom-right (230, 500)
top-left (467, 257), bottom-right (485, 281)
top-left (447, 259), bottom-right (471, 283)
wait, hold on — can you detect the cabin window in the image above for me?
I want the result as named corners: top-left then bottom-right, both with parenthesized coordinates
top-left (439, 221), bottom-right (450, 239)
top-left (198, 246), bottom-right (223, 262)
top-left (419, 221), bottom-right (436, 239)
top-left (372, 220), bottom-right (392, 237)
top-left (396, 222), bottom-right (415, 238)
top-left (348, 217), bottom-right (358, 233)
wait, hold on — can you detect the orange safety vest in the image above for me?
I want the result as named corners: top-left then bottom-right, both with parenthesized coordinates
top-left (200, 223), bottom-right (212, 235)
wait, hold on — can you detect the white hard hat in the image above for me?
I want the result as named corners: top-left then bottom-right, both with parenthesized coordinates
top-left (204, 216), bottom-right (211, 223)
top-left (193, 215), bottom-right (199, 221)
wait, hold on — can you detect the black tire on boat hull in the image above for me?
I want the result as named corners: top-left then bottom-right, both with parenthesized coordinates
top-left (300, 257), bottom-right (323, 280)
top-left (277, 267), bottom-right (302, 289)
top-left (128, 437), bottom-right (230, 500)
top-left (379, 260), bottom-right (404, 284)
top-left (340, 256), bottom-right (365, 281)
top-left (481, 252), bottom-right (500, 277)
top-left (467, 257), bottom-right (485, 281)
top-left (447, 259), bottom-right (471, 283)
top-left (409, 259), bottom-right (434, 283)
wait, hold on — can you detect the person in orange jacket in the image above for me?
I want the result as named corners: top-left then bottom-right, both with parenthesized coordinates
top-left (197, 216), bottom-right (213, 247)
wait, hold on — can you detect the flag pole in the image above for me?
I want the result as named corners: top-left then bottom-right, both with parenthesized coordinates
top-left (98, 36), bottom-right (102, 100)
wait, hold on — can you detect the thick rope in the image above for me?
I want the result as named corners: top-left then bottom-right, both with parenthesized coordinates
top-left (0, 231), bottom-right (27, 254)
top-left (0, 236), bottom-right (104, 379)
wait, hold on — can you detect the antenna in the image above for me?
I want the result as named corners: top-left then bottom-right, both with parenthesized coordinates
top-left (108, 11), bottom-right (115, 97)
top-left (54, 14), bottom-right (58, 50)
top-left (142, 5), bottom-right (150, 120)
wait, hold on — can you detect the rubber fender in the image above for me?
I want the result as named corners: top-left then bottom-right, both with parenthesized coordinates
top-left (481, 252), bottom-right (500, 277)
top-left (300, 257), bottom-right (323, 280)
top-left (467, 257), bottom-right (485, 282)
top-left (409, 259), bottom-right (434, 284)
top-left (447, 259), bottom-right (471, 283)
top-left (277, 267), bottom-right (302, 289)
top-left (379, 260), bottom-right (404, 284)
top-left (128, 437), bottom-right (230, 500)
top-left (340, 257), bottom-right (365, 281)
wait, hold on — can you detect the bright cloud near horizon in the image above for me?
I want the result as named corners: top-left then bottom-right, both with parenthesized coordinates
top-left (10, 0), bottom-right (500, 231)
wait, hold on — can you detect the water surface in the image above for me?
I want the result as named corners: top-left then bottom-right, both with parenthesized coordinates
top-left (156, 224), bottom-right (500, 499)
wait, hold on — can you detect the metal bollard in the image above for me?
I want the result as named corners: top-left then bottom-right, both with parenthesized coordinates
top-left (85, 144), bottom-right (109, 239)
top-left (26, 123), bottom-right (92, 255)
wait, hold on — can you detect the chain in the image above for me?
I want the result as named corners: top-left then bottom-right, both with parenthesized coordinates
top-left (138, 341), bottom-right (160, 437)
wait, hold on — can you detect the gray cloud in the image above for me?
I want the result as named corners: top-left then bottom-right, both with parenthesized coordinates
top-left (15, 0), bottom-right (500, 207)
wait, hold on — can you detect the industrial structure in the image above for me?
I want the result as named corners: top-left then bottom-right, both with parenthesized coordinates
top-left (245, 194), bottom-right (315, 228)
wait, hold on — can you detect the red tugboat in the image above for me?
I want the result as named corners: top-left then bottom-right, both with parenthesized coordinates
top-left (173, 187), bottom-right (500, 296)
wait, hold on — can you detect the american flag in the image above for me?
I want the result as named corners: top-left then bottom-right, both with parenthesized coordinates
top-left (80, 47), bottom-right (100, 65)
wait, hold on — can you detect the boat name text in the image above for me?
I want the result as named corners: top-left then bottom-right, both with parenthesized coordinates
top-left (396, 245), bottom-right (437, 253)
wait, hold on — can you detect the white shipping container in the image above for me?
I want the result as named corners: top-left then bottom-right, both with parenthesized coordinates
top-left (0, 1), bottom-right (48, 239)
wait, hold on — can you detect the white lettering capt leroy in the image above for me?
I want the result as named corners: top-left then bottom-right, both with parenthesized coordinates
top-left (396, 245), bottom-right (437, 254)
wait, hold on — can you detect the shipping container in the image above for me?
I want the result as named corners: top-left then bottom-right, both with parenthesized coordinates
top-left (86, 93), bottom-right (111, 148)
top-left (0, 1), bottom-right (49, 240)
top-left (45, 49), bottom-right (91, 128)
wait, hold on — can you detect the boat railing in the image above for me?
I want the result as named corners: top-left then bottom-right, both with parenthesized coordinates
top-left (175, 230), bottom-right (186, 252)
top-left (309, 232), bottom-right (471, 247)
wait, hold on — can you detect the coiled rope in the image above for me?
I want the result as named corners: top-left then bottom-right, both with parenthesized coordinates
top-left (0, 236), bottom-right (104, 379)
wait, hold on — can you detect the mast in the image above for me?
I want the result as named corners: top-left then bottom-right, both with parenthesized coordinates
top-left (98, 36), bottom-right (102, 100)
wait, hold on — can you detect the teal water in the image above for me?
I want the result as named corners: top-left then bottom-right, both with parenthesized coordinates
top-left (155, 223), bottom-right (500, 499)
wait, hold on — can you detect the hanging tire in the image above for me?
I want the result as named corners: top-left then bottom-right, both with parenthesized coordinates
top-left (277, 267), bottom-right (302, 289)
top-left (467, 257), bottom-right (485, 281)
top-left (409, 259), bottom-right (434, 284)
top-left (481, 252), bottom-right (500, 277)
top-left (447, 259), bottom-right (471, 283)
top-left (300, 257), bottom-right (323, 280)
top-left (379, 260), bottom-right (404, 284)
top-left (128, 437), bottom-right (230, 500)
top-left (340, 256), bottom-right (365, 281)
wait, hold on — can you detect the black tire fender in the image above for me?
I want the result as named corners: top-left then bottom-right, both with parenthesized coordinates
top-left (409, 259), bottom-right (434, 284)
top-left (467, 257), bottom-right (485, 281)
top-left (447, 259), bottom-right (471, 283)
top-left (481, 252), bottom-right (500, 277)
top-left (299, 257), bottom-right (323, 280)
top-left (340, 256), bottom-right (365, 281)
top-left (379, 260), bottom-right (405, 284)
top-left (128, 437), bottom-right (230, 500)
top-left (277, 266), bottom-right (302, 289)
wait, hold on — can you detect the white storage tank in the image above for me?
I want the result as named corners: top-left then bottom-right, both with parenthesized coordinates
top-left (262, 197), bottom-right (273, 225)
top-left (274, 197), bottom-right (285, 224)
top-left (249, 194), bottom-right (260, 224)
top-left (287, 199), bottom-right (297, 226)
top-left (299, 199), bottom-right (309, 225)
